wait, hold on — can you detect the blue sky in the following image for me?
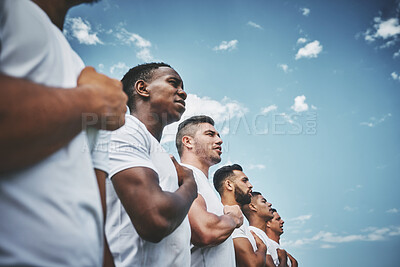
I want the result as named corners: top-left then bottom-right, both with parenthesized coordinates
top-left (67, 0), bottom-right (400, 266)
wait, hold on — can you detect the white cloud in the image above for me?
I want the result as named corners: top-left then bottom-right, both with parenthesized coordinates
top-left (261, 104), bottom-right (278, 114)
top-left (360, 113), bottom-right (392, 127)
top-left (295, 40), bottom-right (323, 60)
top-left (297, 37), bottom-right (307, 44)
top-left (161, 94), bottom-right (248, 144)
top-left (364, 17), bottom-right (400, 53)
top-left (311, 105), bottom-right (318, 110)
top-left (391, 71), bottom-right (400, 81)
top-left (213, 40), bottom-right (238, 51)
top-left (278, 64), bottom-right (290, 73)
top-left (65, 17), bottom-right (103, 45)
top-left (283, 225), bottom-right (400, 248)
top-left (248, 164), bottom-right (266, 170)
top-left (247, 21), bottom-right (263, 30)
top-left (109, 62), bottom-right (129, 77)
top-left (387, 208), bottom-right (399, 214)
top-left (290, 214), bottom-right (312, 223)
top-left (300, 7), bottom-right (310, 16)
top-left (291, 95), bottom-right (309, 113)
top-left (115, 27), bottom-right (153, 62)
top-left (321, 244), bottom-right (335, 249)
top-left (344, 206), bottom-right (357, 212)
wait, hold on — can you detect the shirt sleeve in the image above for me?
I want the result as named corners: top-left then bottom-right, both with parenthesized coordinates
top-left (108, 116), bottom-right (157, 179)
top-left (90, 129), bottom-right (110, 174)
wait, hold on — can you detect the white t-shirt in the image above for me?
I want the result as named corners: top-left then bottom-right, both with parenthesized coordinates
top-left (249, 227), bottom-right (291, 267)
top-left (106, 115), bottom-right (191, 267)
top-left (232, 216), bottom-right (257, 251)
top-left (181, 164), bottom-right (236, 267)
top-left (0, 1), bottom-right (103, 266)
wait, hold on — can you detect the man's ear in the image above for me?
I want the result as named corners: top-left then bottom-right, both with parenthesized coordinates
top-left (225, 179), bottom-right (234, 192)
top-left (248, 202), bottom-right (257, 212)
top-left (266, 220), bottom-right (271, 228)
top-left (182, 136), bottom-right (194, 150)
top-left (135, 80), bottom-right (149, 98)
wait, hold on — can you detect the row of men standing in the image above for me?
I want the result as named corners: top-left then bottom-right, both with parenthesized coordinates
top-left (0, 0), bottom-right (297, 266)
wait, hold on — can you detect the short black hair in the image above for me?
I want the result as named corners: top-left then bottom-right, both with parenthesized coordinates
top-left (271, 208), bottom-right (277, 214)
top-left (251, 191), bottom-right (262, 198)
top-left (121, 62), bottom-right (172, 111)
top-left (175, 115), bottom-right (215, 156)
top-left (213, 164), bottom-right (243, 195)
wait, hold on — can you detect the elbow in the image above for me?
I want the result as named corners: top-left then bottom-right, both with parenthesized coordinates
top-left (136, 215), bottom-right (173, 243)
top-left (191, 230), bottom-right (219, 247)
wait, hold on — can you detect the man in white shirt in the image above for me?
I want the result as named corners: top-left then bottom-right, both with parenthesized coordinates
top-left (265, 209), bottom-right (298, 267)
top-left (176, 115), bottom-right (243, 267)
top-left (0, 1), bottom-right (126, 266)
top-left (106, 63), bottom-right (197, 266)
top-left (213, 164), bottom-right (267, 267)
top-left (243, 192), bottom-right (289, 267)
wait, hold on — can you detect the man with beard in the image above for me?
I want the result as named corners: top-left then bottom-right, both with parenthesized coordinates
top-left (0, 0), bottom-right (126, 266)
top-left (176, 115), bottom-right (243, 267)
top-left (265, 209), bottom-right (298, 267)
top-left (213, 164), bottom-right (267, 267)
top-left (105, 63), bottom-right (197, 266)
top-left (244, 193), bottom-right (289, 267)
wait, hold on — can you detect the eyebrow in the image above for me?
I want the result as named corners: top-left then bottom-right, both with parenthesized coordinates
top-left (168, 77), bottom-right (184, 89)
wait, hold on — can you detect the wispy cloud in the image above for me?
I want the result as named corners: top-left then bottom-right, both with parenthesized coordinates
top-left (291, 95), bottom-right (309, 113)
top-left (295, 40), bottom-right (323, 60)
top-left (290, 214), bottom-right (312, 223)
top-left (391, 71), bottom-right (400, 81)
top-left (109, 62), bottom-right (129, 78)
top-left (213, 40), bottom-right (238, 51)
top-left (114, 27), bottom-right (153, 62)
top-left (247, 21), bottom-right (263, 30)
top-left (344, 206), bottom-right (358, 212)
top-left (300, 7), bottom-right (310, 17)
top-left (394, 49), bottom-right (400, 58)
top-left (277, 64), bottom-right (291, 73)
top-left (297, 37), bottom-right (307, 44)
top-left (161, 94), bottom-right (248, 144)
top-left (387, 208), bottom-right (399, 214)
top-left (360, 113), bottom-right (392, 127)
top-left (248, 164), bottom-right (266, 170)
top-left (283, 225), bottom-right (400, 248)
top-left (65, 17), bottom-right (103, 45)
top-left (261, 104), bottom-right (278, 114)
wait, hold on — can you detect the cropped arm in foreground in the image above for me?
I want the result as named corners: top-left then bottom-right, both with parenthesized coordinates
top-left (189, 194), bottom-right (243, 247)
top-left (111, 161), bottom-right (197, 243)
top-left (0, 67), bottom-right (126, 173)
top-left (233, 232), bottom-right (267, 267)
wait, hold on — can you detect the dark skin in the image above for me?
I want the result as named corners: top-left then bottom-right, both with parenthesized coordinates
top-left (111, 67), bottom-right (197, 243)
top-left (1, 1), bottom-right (124, 266)
top-left (0, 0), bottom-right (126, 173)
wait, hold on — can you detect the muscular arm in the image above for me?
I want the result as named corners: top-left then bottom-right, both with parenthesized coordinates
top-left (189, 194), bottom-right (241, 247)
top-left (233, 237), bottom-right (267, 267)
top-left (111, 166), bottom-right (197, 243)
top-left (95, 169), bottom-right (115, 267)
top-left (0, 68), bottom-right (126, 173)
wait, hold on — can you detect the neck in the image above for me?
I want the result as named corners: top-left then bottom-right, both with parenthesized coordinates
top-left (131, 109), bottom-right (167, 142)
top-left (266, 230), bottom-right (281, 244)
top-left (221, 194), bottom-right (239, 207)
top-left (180, 154), bottom-right (210, 178)
top-left (249, 216), bottom-right (268, 233)
top-left (32, 0), bottom-right (72, 30)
